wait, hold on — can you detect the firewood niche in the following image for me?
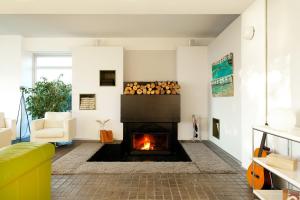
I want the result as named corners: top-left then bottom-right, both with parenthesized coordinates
top-left (123, 81), bottom-right (180, 95)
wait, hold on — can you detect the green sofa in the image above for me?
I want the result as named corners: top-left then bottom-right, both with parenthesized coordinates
top-left (0, 142), bottom-right (55, 200)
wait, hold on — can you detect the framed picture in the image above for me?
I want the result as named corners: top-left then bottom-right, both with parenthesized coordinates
top-left (211, 53), bottom-right (234, 97)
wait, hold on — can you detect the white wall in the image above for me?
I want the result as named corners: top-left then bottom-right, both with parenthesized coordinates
top-left (24, 37), bottom-right (211, 140)
top-left (0, 36), bottom-right (210, 140)
top-left (240, 0), bottom-right (266, 168)
top-left (268, 0), bottom-right (300, 126)
top-left (72, 47), bottom-right (123, 140)
top-left (21, 51), bottom-right (33, 88)
top-left (208, 17), bottom-right (242, 161)
top-left (124, 50), bottom-right (176, 81)
top-left (177, 47), bottom-right (209, 140)
top-left (266, 0), bottom-right (300, 162)
top-left (239, 0), bottom-right (300, 169)
top-left (0, 35), bottom-right (23, 118)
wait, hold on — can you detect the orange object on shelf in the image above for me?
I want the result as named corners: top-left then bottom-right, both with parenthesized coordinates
top-left (99, 130), bottom-right (113, 143)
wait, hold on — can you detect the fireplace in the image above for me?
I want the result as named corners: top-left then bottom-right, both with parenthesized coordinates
top-left (121, 95), bottom-right (180, 155)
top-left (132, 133), bottom-right (168, 151)
top-left (87, 91), bottom-right (190, 162)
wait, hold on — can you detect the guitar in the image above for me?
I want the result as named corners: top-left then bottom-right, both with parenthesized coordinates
top-left (246, 133), bottom-right (272, 189)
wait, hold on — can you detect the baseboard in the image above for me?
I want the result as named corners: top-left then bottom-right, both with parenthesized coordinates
top-left (203, 140), bottom-right (242, 166)
top-left (73, 138), bottom-right (98, 142)
top-left (73, 138), bottom-right (123, 143)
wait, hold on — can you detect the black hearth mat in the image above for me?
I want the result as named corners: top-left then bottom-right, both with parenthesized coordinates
top-left (87, 142), bottom-right (191, 162)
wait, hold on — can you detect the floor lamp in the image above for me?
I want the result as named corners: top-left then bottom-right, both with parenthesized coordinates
top-left (16, 86), bottom-right (31, 142)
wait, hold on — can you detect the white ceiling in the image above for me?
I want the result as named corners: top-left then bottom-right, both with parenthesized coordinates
top-left (0, 0), bottom-right (254, 14)
top-left (0, 14), bottom-right (239, 37)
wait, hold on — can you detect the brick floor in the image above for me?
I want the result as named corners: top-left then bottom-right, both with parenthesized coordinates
top-left (52, 141), bottom-right (254, 200)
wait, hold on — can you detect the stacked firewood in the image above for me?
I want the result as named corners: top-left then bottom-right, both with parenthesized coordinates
top-left (124, 81), bottom-right (180, 95)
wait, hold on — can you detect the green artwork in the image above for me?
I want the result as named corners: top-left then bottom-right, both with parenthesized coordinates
top-left (211, 53), bottom-right (234, 97)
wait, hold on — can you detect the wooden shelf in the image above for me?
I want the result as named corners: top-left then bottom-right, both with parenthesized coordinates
top-left (253, 125), bottom-right (300, 143)
top-left (253, 190), bottom-right (282, 200)
top-left (100, 70), bottom-right (116, 86)
top-left (253, 157), bottom-right (300, 188)
top-left (252, 126), bottom-right (300, 199)
top-left (79, 94), bottom-right (96, 110)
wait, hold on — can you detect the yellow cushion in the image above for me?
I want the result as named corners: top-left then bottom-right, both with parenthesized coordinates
top-left (0, 142), bottom-right (55, 188)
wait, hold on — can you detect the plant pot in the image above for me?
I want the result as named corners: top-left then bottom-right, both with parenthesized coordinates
top-left (99, 130), bottom-right (113, 143)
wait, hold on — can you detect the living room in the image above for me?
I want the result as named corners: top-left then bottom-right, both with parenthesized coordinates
top-left (0, 0), bottom-right (300, 199)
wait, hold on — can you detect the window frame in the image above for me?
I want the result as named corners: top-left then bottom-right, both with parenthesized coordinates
top-left (33, 53), bottom-right (72, 83)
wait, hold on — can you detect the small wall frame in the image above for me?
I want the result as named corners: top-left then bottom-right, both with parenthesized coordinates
top-left (100, 70), bottom-right (116, 86)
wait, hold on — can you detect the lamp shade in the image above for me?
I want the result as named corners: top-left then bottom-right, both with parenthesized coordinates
top-left (269, 108), bottom-right (296, 131)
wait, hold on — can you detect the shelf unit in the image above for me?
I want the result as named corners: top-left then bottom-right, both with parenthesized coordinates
top-left (252, 126), bottom-right (300, 199)
top-left (253, 190), bottom-right (282, 200)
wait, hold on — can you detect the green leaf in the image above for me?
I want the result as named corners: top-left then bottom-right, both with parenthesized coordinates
top-left (24, 76), bottom-right (72, 119)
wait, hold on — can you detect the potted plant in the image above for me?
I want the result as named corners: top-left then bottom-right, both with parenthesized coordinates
top-left (96, 119), bottom-right (113, 143)
top-left (24, 76), bottom-right (72, 119)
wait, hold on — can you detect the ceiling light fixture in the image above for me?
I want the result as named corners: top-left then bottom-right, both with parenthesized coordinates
top-left (243, 26), bottom-right (255, 40)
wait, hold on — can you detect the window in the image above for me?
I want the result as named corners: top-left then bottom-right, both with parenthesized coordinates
top-left (34, 54), bottom-right (72, 84)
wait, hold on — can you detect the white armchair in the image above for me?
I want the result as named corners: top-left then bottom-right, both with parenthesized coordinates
top-left (30, 112), bottom-right (76, 143)
top-left (0, 112), bottom-right (17, 148)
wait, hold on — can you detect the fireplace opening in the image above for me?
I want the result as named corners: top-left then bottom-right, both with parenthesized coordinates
top-left (132, 133), bottom-right (169, 151)
top-left (123, 123), bottom-right (175, 155)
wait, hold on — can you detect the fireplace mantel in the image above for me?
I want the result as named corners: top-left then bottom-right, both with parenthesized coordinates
top-left (121, 95), bottom-right (180, 123)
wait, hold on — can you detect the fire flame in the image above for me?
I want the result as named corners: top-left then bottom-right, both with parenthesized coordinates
top-left (141, 136), bottom-right (151, 150)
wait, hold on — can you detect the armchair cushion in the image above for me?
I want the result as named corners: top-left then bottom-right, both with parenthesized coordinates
top-left (0, 113), bottom-right (5, 128)
top-left (64, 118), bottom-right (76, 136)
top-left (0, 128), bottom-right (12, 148)
top-left (45, 112), bottom-right (71, 121)
top-left (4, 119), bottom-right (17, 140)
top-left (44, 112), bottom-right (72, 128)
top-left (34, 128), bottom-right (64, 138)
top-left (44, 120), bottom-right (63, 128)
top-left (31, 119), bottom-right (44, 131)
top-left (0, 119), bottom-right (4, 128)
